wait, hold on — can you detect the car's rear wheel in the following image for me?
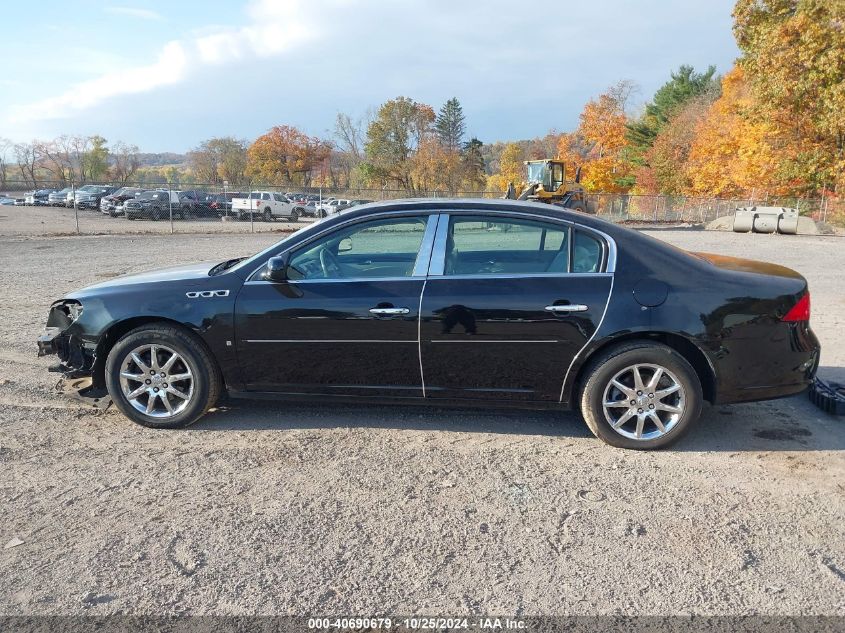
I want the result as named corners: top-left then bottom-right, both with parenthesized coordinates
top-left (105, 325), bottom-right (221, 429)
top-left (289, 209), bottom-right (299, 222)
top-left (263, 207), bottom-right (272, 222)
top-left (578, 342), bottom-right (702, 449)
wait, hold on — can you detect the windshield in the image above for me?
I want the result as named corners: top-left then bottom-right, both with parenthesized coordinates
top-left (526, 162), bottom-right (546, 184)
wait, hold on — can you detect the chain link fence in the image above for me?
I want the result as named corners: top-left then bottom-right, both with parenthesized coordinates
top-left (1, 179), bottom-right (841, 236)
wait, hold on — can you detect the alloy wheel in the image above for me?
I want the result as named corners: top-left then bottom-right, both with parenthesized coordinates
top-left (601, 363), bottom-right (686, 441)
top-left (118, 344), bottom-right (194, 418)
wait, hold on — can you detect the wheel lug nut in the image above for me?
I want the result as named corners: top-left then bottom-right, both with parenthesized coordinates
top-left (648, 393), bottom-right (654, 398)
top-left (637, 390), bottom-right (642, 395)
top-left (153, 387), bottom-right (159, 392)
top-left (163, 383), bottom-right (168, 388)
top-left (160, 372), bottom-right (166, 377)
top-left (145, 379), bottom-right (151, 384)
top-left (649, 404), bottom-right (655, 409)
top-left (630, 400), bottom-right (636, 405)
top-left (638, 408), bottom-right (643, 413)
top-left (150, 370), bottom-right (155, 375)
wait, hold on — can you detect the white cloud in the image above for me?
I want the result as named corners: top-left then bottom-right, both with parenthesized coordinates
top-left (10, 0), bottom-right (321, 124)
top-left (105, 6), bottom-right (165, 21)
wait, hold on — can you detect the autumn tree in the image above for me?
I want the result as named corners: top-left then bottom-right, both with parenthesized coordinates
top-left (0, 137), bottom-right (10, 189)
top-left (686, 67), bottom-right (780, 196)
top-left (246, 125), bottom-right (331, 187)
top-left (334, 111), bottom-right (370, 188)
top-left (14, 143), bottom-right (37, 186)
top-left (487, 142), bottom-right (525, 192)
top-left (362, 97), bottom-right (435, 193)
top-left (189, 137), bottom-right (248, 185)
top-left (733, 0), bottom-right (845, 191)
top-left (567, 81), bottom-right (637, 192)
top-left (110, 141), bottom-right (141, 185)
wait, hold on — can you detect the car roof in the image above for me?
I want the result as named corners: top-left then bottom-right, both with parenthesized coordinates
top-left (334, 198), bottom-right (620, 234)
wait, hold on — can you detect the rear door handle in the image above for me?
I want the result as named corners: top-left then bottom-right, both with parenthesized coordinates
top-left (369, 307), bottom-right (410, 315)
top-left (545, 304), bottom-right (589, 313)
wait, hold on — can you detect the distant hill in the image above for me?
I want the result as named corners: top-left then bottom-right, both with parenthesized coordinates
top-left (137, 153), bottom-right (187, 167)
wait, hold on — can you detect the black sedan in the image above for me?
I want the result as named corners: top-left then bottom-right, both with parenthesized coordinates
top-left (37, 199), bottom-right (820, 449)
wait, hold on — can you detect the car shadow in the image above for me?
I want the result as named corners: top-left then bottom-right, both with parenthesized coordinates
top-left (191, 381), bottom-right (845, 452)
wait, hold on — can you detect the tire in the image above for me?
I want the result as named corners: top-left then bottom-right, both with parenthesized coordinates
top-left (289, 209), bottom-right (299, 222)
top-left (319, 209), bottom-right (327, 218)
top-left (105, 324), bottom-right (222, 429)
top-left (263, 207), bottom-right (272, 222)
top-left (578, 342), bottom-right (702, 449)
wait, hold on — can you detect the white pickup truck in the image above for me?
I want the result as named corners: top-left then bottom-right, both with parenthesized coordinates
top-left (231, 191), bottom-right (299, 221)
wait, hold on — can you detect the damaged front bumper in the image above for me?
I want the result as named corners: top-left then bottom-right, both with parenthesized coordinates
top-left (37, 302), bottom-right (111, 410)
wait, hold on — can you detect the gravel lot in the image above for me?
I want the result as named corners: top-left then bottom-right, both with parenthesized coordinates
top-left (0, 209), bottom-right (843, 616)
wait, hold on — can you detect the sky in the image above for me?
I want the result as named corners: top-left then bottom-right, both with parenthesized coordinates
top-left (0, 0), bottom-right (740, 153)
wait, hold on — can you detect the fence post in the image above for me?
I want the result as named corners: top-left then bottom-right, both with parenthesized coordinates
top-left (250, 187), bottom-right (254, 233)
top-left (72, 182), bottom-right (79, 235)
top-left (168, 184), bottom-right (174, 235)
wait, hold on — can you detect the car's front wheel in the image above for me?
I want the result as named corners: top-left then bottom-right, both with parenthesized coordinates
top-left (579, 342), bottom-right (702, 449)
top-left (105, 325), bottom-right (221, 429)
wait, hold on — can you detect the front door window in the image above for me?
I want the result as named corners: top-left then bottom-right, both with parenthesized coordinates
top-left (288, 216), bottom-right (429, 280)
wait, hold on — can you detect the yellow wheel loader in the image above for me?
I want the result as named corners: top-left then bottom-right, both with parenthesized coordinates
top-left (504, 159), bottom-right (593, 214)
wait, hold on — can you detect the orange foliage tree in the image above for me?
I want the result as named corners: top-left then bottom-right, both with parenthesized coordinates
top-left (557, 82), bottom-right (636, 193)
top-left (246, 125), bottom-right (331, 187)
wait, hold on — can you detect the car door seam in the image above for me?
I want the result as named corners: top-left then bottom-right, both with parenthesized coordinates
top-left (559, 274), bottom-right (615, 403)
top-left (418, 278), bottom-right (427, 398)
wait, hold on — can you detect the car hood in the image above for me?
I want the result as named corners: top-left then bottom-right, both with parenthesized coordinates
top-left (68, 261), bottom-right (217, 296)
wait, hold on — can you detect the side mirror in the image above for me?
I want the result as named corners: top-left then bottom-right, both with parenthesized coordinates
top-left (262, 255), bottom-right (289, 282)
top-left (338, 237), bottom-right (353, 253)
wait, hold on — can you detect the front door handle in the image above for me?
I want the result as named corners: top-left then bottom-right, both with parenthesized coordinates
top-left (545, 304), bottom-right (589, 313)
top-left (369, 307), bottom-right (410, 315)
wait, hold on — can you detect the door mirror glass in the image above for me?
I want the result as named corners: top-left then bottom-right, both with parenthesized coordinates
top-left (338, 237), bottom-right (353, 252)
top-left (262, 256), bottom-right (289, 282)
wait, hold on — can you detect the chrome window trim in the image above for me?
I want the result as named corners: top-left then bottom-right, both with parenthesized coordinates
top-left (244, 276), bottom-right (428, 286)
top-left (425, 272), bottom-right (612, 281)
top-left (246, 210), bottom-right (439, 283)
top-left (426, 210), bottom-right (617, 277)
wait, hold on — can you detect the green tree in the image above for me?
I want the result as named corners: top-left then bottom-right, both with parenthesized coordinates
top-left (83, 135), bottom-right (109, 181)
top-left (461, 137), bottom-right (486, 190)
top-left (435, 97), bottom-right (466, 152)
top-left (626, 65), bottom-right (720, 155)
top-left (362, 96), bottom-right (435, 193)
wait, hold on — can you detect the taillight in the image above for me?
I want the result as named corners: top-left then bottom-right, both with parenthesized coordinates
top-left (782, 293), bottom-right (810, 322)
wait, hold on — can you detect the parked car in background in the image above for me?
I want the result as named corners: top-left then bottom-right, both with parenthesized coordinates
top-left (231, 191), bottom-right (299, 221)
top-left (124, 190), bottom-right (182, 220)
top-left (0, 196), bottom-right (16, 205)
top-left (75, 185), bottom-right (118, 210)
top-left (209, 192), bottom-right (243, 217)
top-left (25, 189), bottom-right (57, 205)
top-left (48, 188), bottom-right (73, 206)
top-left (101, 187), bottom-right (142, 216)
top-left (178, 190), bottom-right (217, 218)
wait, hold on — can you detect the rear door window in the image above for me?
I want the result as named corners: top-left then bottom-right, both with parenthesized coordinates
top-left (445, 216), bottom-right (570, 275)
